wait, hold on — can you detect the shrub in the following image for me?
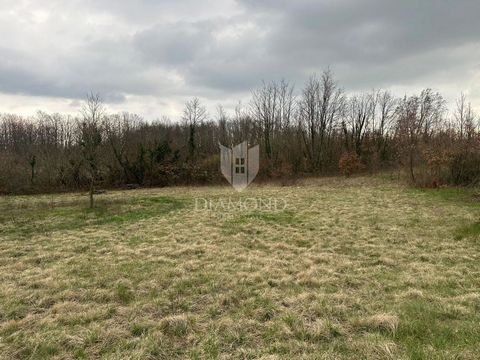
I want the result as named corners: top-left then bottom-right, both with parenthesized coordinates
top-left (417, 145), bottom-right (480, 187)
top-left (448, 150), bottom-right (480, 186)
top-left (339, 152), bottom-right (361, 177)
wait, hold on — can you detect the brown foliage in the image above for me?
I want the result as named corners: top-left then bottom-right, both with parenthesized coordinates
top-left (339, 152), bottom-right (361, 177)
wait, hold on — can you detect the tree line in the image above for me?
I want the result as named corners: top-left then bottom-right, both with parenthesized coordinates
top-left (1, 70), bottom-right (479, 200)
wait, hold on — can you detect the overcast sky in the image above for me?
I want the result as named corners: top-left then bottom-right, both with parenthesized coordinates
top-left (1, 0), bottom-right (479, 119)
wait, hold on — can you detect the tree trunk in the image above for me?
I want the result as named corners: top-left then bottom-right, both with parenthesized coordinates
top-left (89, 178), bottom-right (94, 208)
top-left (409, 147), bottom-right (416, 184)
top-left (29, 155), bottom-right (36, 184)
top-left (188, 125), bottom-right (195, 161)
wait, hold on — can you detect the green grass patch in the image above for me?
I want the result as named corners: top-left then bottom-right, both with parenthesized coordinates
top-left (396, 299), bottom-right (480, 359)
top-left (408, 186), bottom-right (479, 206)
top-left (454, 221), bottom-right (480, 240)
top-left (0, 195), bottom-right (186, 238)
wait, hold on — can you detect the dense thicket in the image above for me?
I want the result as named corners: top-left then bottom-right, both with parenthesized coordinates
top-left (1, 70), bottom-right (479, 195)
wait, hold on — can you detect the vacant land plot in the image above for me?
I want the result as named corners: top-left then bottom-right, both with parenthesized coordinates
top-left (0, 177), bottom-right (479, 359)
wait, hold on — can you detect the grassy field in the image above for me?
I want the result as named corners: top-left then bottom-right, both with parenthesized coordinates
top-left (0, 176), bottom-right (479, 359)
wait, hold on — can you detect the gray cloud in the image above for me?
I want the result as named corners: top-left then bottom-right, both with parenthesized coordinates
top-left (134, 21), bottom-right (214, 66)
top-left (0, 0), bottom-right (479, 116)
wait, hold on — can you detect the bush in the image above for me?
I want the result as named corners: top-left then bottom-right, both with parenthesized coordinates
top-left (339, 152), bottom-right (361, 177)
top-left (449, 150), bottom-right (480, 186)
top-left (414, 144), bottom-right (480, 187)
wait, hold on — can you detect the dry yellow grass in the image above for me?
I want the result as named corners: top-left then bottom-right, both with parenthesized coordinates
top-left (0, 176), bottom-right (479, 359)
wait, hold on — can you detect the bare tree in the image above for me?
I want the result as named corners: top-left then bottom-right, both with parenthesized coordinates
top-left (104, 112), bottom-right (147, 184)
top-left (418, 89), bottom-right (446, 140)
top-left (298, 76), bottom-right (319, 167)
top-left (182, 98), bottom-right (207, 160)
top-left (251, 79), bottom-right (295, 170)
top-left (251, 81), bottom-right (278, 161)
top-left (231, 101), bottom-right (255, 145)
top-left (79, 92), bottom-right (105, 208)
top-left (455, 93), bottom-right (476, 140)
top-left (298, 70), bottom-right (344, 170)
top-left (395, 90), bottom-right (445, 183)
top-left (275, 79), bottom-right (295, 131)
top-left (374, 90), bottom-right (397, 136)
top-left (216, 105), bottom-right (229, 146)
top-left (342, 91), bottom-right (375, 156)
top-left (373, 90), bottom-right (397, 160)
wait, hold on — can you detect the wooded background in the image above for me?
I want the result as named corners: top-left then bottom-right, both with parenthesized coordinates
top-left (1, 70), bottom-right (479, 195)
